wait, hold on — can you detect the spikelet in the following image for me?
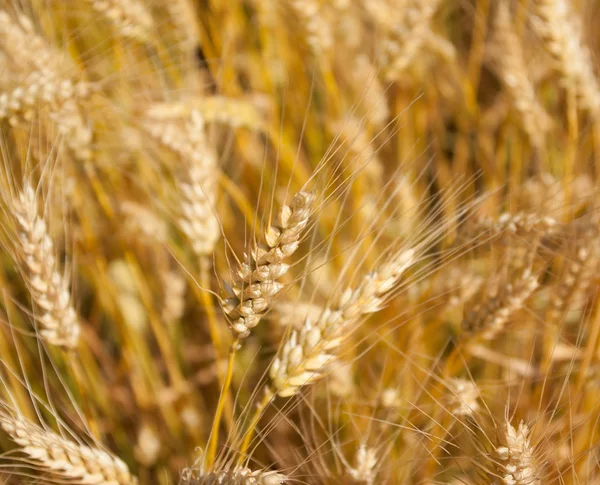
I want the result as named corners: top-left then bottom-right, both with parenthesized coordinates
top-left (493, 3), bottom-right (550, 150)
top-left (530, 0), bottom-right (600, 117)
top-left (0, 409), bottom-right (137, 484)
top-left (11, 184), bottom-right (80, 349)
top-left (180, 466), bottom-right (286, 485)
top-left (87, 0), bottom-right (153, 41)
top-left (223, 191), bottom-right (314, 338)
top-left (269, 249), bottom-right (415, 397)
top-left (496, 420), bottom-right (540, 485)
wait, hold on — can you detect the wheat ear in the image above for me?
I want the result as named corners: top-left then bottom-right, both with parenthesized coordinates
top-left (87, 0), bottom-right (153, 41)
top-left (462, 269), bottom-right (539, 341)
top-left (223, 191), bottom-right (314, 339)
top-left (493, 2), bottom-right (550, 150)
top-left (531, 0), bottom-right (600, 118)
top-left (269, 248), bottom-right (415, 397)
top-left (12, 184), bottom-right (80, 349)
top-left (0, 409), bottom-right (137, 484)
top-left (180, 466), bottom-right (286, 485)
top-left (496, 420), bottom-right (540, 485)
top-left (144, 109), bottom-right (220, 257)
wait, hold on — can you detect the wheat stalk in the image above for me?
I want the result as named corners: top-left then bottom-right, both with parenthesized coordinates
top-left (0, 409), bottom-right (137, 484)
top-left (12, 184), bottom-right (80, 349)
top-left (269, 248), bottom-right (415, 397)
top-left (223, 191), bottom-right (314, 339)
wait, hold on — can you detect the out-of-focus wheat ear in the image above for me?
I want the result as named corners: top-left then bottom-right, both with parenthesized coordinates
top-left (180, 466), bottom-right (286, 485)
top-left (0, 11), bottom-right (93, 160)
top-left (11, 184), bottom-right (80, 349)
top-left (145, 97), bottom-right (266, 132)
top-left (87, 0), bottom-right (153, 42)
top-left (495, 420), bottom-right (541, 485)
top-left (530, 0), bottom-right (600, 118)
top-left (547, 243), bottom-right (599, 325)
top-left (462, 268), bottom-right (539, 342)
top-left (223, 191), bottom-right (314, 339)
top-left (144, 109), bottom-right (220, 257)
top-left (161, 269), bottom-right (187, 323)
top-left (493, 2), bottom-right (550, 151)
top-left (269, 248), bottom-right (415, 397)
top-left (0, 408), bottom-right (138, 484)
top-left (446, 378), bottom-right (481, 417)
top-left (284, 0), bottom-right (333, 57)
top-left (345, 444), bottom-right (378, 485)
top-left (377, 0), bottom-right (442, 80)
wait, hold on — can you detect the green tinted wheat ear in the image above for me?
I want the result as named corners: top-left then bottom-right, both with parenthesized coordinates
top-left (0, 409), bottom-right (137, 484)
top-left (531, 0), bottom-right (600, 118)
top-left (12, 184), bottom-right (80, 349)
top-left (269, 249), bottom-right (415, 397)
top-left (223, 192), bottom-right (314, 338)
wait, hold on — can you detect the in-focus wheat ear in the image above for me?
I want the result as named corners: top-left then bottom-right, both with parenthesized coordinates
top-left (12, 184), bottom-right (80, 349)
top-left (222, 191), bottom-right (314, 339)
top-left (0, 407), bottom-right (138, 484)
top-left (495, 420), bottom-right (540, 485)
top-left (269, 248), bottom-right (415, 397)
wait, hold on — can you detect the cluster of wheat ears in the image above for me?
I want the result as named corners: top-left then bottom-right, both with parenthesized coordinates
top-left (0, 0), bottom-right (600, 484)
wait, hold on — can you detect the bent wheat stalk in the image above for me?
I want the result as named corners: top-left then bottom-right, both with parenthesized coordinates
top-left (207, 191), bottom-right (314, 467)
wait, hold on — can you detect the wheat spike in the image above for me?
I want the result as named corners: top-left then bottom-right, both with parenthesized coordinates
top-left (496, 420), bottom-right (540, 485)
top-left (285, 0), bottom-right (333, 56)
top-left (87, 0), bottom-right (153, 41)
top-left (493, 3), bottom-right (550, 150)
top-left (346, 444), bottom-right (378, 485)
top-left (378, 0), bottom-right (442, 80)
top-left (223, 191), bottom-right (314, 338)
top-left (462, 269), bottom-right (539, 341)
top-left (144, 110), bottom-right (220, 257)
top-left (269, 249), bottom-right (415, 397)
top-left (0, 409), bottom-right (137, 484)
top-left (181, 466), bottom-right (286, 485)
top-left (12, 184), bottom-right (80, 349)
top-left (0, 11), bottom-right (93, 159)
top-left (531, 0), bottom-right (600, 118)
